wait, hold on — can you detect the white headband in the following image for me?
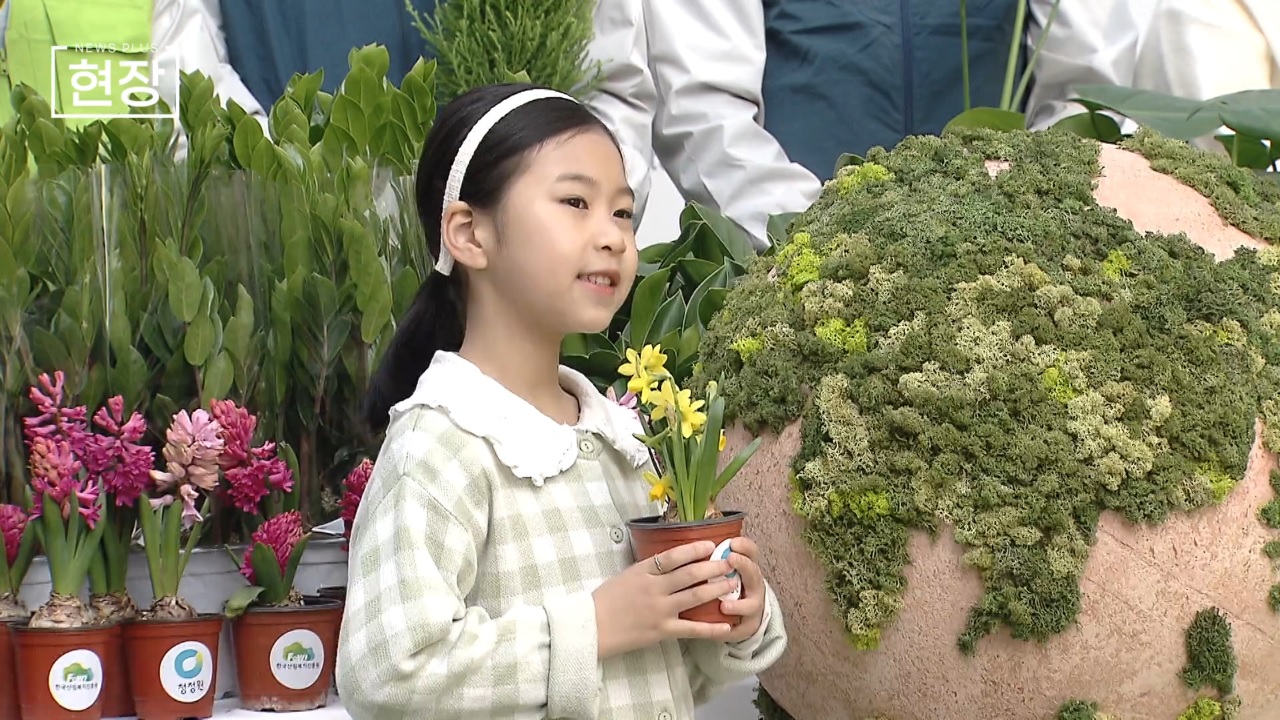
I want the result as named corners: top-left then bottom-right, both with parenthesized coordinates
top-left (434, 88), bottom-right (577, 276)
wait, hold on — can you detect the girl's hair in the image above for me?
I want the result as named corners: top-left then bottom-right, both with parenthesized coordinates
top-left (362, 83), bottom-right (618, 432)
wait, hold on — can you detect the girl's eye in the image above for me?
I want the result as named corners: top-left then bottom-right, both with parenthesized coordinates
top-left (615, 209), bottom-right (634, 220)
top-left (563, 197), bottom-right (587, 210)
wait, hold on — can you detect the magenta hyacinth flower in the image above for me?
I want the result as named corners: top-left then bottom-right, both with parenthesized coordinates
top-left (339, 458), bottom-right (373, 546)
top-left (240, 510), bottom-right (304, 583)
top-left (0, 505), bottom-right (28, 567)
top-left (84, 395), bottom-right (155, 507)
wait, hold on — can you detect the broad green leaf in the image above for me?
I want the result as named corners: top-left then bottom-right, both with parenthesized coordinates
top-left (223, 585), bottom-right (265, 619)
top-left (167, 256), bottom-right (203, 323)
top-left (28, 328), bottom-right (71, 374)
top-left (627, 266), bottom-right (671, 349)
top-left (223, 285), bottom-right (255, 365)
top-left (1216, 134), bottom-right (1272, 170)
top-left (766, 212), bottom-right (800, 250)
top-left (682, 202), bottom-right (754, 263)
top-left (675, 258), bottom-right (721, 290)
top-left (943, 107), bottom-right (1026, 134)
top-left (1070, 85), bottom-right (1222, 140)
top-left (646, 293), bottom-right (686, 344)
top-left (202, 350), bottom-right (234, 404)
top-left (1050, 112), bottom-right (1124, 143)
top-left (1195, 89), bottom-right (1280, 142)
top-left (184, 313), bottom-right (216, 366)
top-left (833, 153), bottom-right (864, 176)
top-left (232, 115), bottom-right (265, 169)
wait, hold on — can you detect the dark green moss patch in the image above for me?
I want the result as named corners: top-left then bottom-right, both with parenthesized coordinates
top-left (1180, 607), bottom-right (1238, 697)
top-left (696, 128), bottom-right (1280, 654)
top-left (1122, 129), bottom-right (1280, 244)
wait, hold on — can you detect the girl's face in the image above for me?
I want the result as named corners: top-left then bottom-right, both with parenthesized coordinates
top-left (482, 128), bottom-right (638, 338)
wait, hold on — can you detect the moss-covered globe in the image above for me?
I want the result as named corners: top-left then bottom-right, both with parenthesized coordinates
top-left (696, 128), bottom-right (1280, 719)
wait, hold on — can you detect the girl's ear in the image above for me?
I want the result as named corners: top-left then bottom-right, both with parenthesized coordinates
top-left (441, 200), bottom-right (491, 271)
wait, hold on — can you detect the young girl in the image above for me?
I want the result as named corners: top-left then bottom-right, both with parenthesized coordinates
top-left (335, 83), bottom-right (786, 719)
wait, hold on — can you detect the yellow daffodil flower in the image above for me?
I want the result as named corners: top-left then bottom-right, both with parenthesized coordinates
top-left (648, 379), bottom-right (706, 438)
top-left (644, 470), bottom-right (674, 503)
top-left (718, 429), bottom-right (727, 452)
top-left (618, 344), bottom-right (669, 402)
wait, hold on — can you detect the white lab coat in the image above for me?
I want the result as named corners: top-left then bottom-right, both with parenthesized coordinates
top-left (152, 0), bottom-right (269, 155)
top-left (1133, 0), bottom-right (1279, 101)
top-left (586, 0), bottom-right (1172, 248)
top-left (584, 0), bottom-right (822, 251)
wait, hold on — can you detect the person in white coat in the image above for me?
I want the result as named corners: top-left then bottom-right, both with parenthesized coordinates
top-left (584, 0), bottom-right (822, 252)
top-left (584, 0), bottom-right (1162, 251)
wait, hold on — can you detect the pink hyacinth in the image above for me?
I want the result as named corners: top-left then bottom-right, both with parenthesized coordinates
top-left (84, 395), bottom-right (155, 507)
top-left (26, 435), bottom-right (100, 528)
top-left (23, 372), bottom-right (89, 453)
top-left (339, 459), bottom-right (373, 546)
top-left (240, 510), bottom-right (304, 583)
top-left (210, 399), bottom-right (257, 471)
top-left (0, 505), bottom-right (28, 567)
top-left (606, 386), bottom-right (638, 410)
top-left (150, 409), bottom-right (225, 492)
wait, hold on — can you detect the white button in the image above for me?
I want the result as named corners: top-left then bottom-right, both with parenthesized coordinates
top-left (579, 439), bottom-right (595, 453)
top-left (609, 527), bottom-right (624, 543)
top-left (658, 712), bottom-right (672, 720)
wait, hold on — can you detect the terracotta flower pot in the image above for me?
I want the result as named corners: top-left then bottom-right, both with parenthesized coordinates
top-left (122, 615), bottom-right (223, 720)
top-left (230, 596), bottom-right (342, 711)
top-left (11, 621), bottom-right (112, 720)
top-left (0, 619), bottom-right (24, 720)
top-left (100, 622), bottom-right (133, 719)
top-left (627, 510), bottom-right (747, 626)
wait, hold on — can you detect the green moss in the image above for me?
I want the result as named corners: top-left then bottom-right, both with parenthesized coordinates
top-left (696, 128), bottom-right (1280, 655)
top-left (1123, 129), bottom-right (1280, 244)
top-left (1178, 697), bottom-right (1223, 720)
top-left (1179, 607), bottom-right (1237, 697)
top-left (834, 162), bottom-right (894, 196)
top-left (1056, 700), bottom-right (1117, 720)
top-left (1263, 539), bottom-right (1280, 560)
top-left (1268, 583), bottom-right (1280, 612)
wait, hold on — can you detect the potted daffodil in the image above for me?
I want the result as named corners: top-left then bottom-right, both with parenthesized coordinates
top-left (617, 345), bottom-right (762, 625)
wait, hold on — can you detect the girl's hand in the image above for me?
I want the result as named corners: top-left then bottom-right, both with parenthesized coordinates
top-left (718, 537), bottom-right (768, 643)
top-left (594, 540), bottom-right (738, 659)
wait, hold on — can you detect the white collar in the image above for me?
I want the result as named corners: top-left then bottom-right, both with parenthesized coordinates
top-left (389, 351), bottom-right (651, 485)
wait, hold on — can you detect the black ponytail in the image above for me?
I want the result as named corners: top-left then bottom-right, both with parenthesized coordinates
top-left (361, 271), bottom-right (465, 432)
top-left (361, 82), bottom-right (618, 433)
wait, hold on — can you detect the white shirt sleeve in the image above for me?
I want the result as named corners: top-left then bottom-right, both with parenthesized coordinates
top-left (639, 0), bottom-right (821, 251)
top-left (151, 0), bottom-right (268, 120)
top-left (1024, 0), bottom-right (1158, 131)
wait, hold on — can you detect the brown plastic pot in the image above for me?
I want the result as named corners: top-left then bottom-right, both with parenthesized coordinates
top-left (230, 597), bottom-right (342, 711)
top-left (627, 510), bottom-right (747, 626)
top-left (0, 618), bottom-right (25, 720)
top-left (122, 614), bottom-right (223, 720)
top-left (100, 622), bottom-right (134, 719)
top-left (12, 621), bottom-right (112, 720)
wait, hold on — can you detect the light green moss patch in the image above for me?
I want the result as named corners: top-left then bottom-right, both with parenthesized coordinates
top-left (696, 128), bottom-right (1280, 656)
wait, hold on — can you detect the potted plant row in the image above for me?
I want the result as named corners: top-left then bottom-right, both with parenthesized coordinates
top-left (1, 372), bottom-right (346, 719)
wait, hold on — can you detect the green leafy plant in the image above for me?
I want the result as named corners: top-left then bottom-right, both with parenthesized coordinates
top-left (406, 0), bottom-right (601, 102)
top-left (562, 202), bottom-right (760, 394)
top-left (1179, 607), bottom-right (1237, 698)
top-left (0, 46), bottom-right (438, 531)
top-left (694, 127), bottom-right (1280, 655)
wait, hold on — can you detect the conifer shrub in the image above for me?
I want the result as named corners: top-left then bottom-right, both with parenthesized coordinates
top-left (696, 127), bottom-right (1280, 655)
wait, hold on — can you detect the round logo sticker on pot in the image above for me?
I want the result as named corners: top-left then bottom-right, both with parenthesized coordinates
top-left (159, 641), bottom-right (214, 702)
top-left (270, 629), bottom-right (324, 690)
top-left (46, 648), bottom-right (103, 711)
top-left (711, 539), bottom-right (742, 602)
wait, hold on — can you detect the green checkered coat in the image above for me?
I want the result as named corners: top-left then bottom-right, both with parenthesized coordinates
top-left (335, 352), bottom-right (786, 719)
